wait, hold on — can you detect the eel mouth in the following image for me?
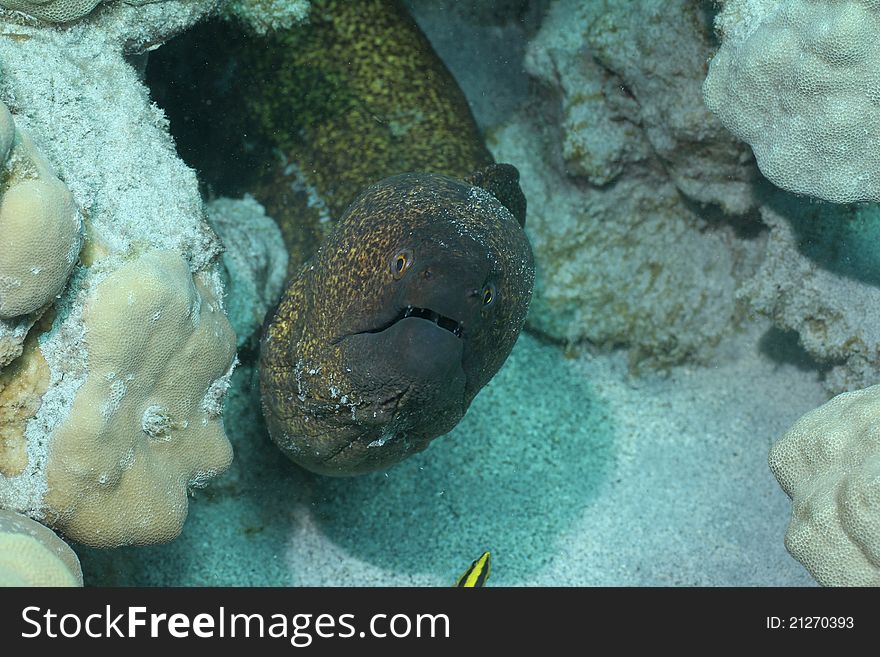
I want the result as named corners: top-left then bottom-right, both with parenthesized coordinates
top-left (357, 305), bottom-right (464, 338)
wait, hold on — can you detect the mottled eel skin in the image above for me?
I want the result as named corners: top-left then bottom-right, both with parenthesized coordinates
top-left (149, 0), bottom-right (534, 475)
top-left (261, 172), bottom-right (533, 475)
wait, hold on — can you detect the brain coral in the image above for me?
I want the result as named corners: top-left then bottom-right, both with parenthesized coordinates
top-left (0, 103), bottom-right (82, 320)
top-left (0, 509), bottom-right (82, 586)
top-left (704, 0), bottom-right (880, 202)
top-left (770, 384), bottom-right (880, 585)
top-left (42, 250), bottom-right (236, 547)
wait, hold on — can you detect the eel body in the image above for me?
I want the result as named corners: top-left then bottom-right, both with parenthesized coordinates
top-left (261, 170), bottom-right (533, 475)
top-left (148, 0), bottom-right (535, 475)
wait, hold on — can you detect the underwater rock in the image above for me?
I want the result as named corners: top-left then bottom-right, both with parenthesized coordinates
top-left (206, 195), bottom-right (288, 349)
top-left (704, 0), bottom-right (880, 203)
top-left (261, 171), bottom-right (533, 476)
top-left (222, 0), bottom-right (309, 34)
top-left (0, 313), bottom-right (39, 369)
top-left (491, 114), bottom-right (751, 367)
top-left (770, 384), bottom-right (880, 585)
top-left (528, 0), bottom-right (759, 214)
top-left (487, 0), bottom-right (763, 366)
top-left (740, 200), bottom-right (880, 394)
top-left (0, 314), bottom-right (49, 479)
top-left (0, 0), bottom-right (235, 547)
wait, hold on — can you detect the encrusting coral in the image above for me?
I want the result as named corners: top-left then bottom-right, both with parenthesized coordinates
top-left (42, 251), bottom-right (235, 547)
top-left (0, 100), bottom-right (82, 321)
top-left (0, 508), bottom-right (82, 586)
top-left (704, 0), bottom-right (880, 203)
top-left (0, 1), bottom-right (237, 548)
top-left (770, 385), bottom-right (880, 585)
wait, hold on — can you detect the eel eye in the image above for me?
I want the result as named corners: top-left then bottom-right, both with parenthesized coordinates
top-left (482, 283), bottom-right (496, 307)
top-left (390, 250), bottom-right (413, 279)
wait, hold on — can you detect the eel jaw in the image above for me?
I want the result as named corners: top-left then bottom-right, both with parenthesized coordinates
top-left (354, 305), bottom-right (464, 339)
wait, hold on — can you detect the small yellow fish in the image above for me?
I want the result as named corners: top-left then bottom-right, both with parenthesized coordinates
top-left (455, 551), bottom-right (491, 587)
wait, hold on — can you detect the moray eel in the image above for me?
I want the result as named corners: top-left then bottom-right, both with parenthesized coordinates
top-left (148, 1), bottom-right (534, 475)
top-left (261, 170), bottom-right (533, 475)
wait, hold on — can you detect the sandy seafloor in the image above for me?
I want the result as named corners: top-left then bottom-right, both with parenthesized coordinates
top-left (78, 319), bottom-right (823, 586)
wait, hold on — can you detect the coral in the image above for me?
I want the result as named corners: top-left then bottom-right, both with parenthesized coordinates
top-left (485, 0), bottom-right (763, 364)
top-left (0, 0), bottom-right (102, 23)
top-left (223, 0), bottom-right (309, 34)
top-left (741, 199), bottom-right (880, 393)
top-left (0, 0), bottom-right (199, 24)
top-left (205, 195), bottom-right (288, 347)
top-left (0, 316), bottom-right (49, 477)
top-left (42, 251), bottom-right (236, 547)
top-left (0, 182), bottom-right (81, 318)
top-left (770, 384), bottom-right (880, 585)
top-left (491, 116), bottom-right (749, 365)
top-left (0, 509), bottom-right (82, 586)
top-left (704, 0), bottom-right (880, 203)
top-left (0, 102), bottom-right (82, 320)
top-left (0, 0), bottom-right (234, 547)
top-left (0, 312), bottom-right (39, 368)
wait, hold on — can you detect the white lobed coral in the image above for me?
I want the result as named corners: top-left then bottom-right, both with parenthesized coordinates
top-left (0, 102), bottom-right (82, 320)
top-left (704, 0), bottom-right (880, 203)
top-left (0, 508), bottom-right (82, 586)
top-left (0, 180), bottom-right (81, 319)
top-left (0, 0), bottom-right (235, 547)
top-left (770, 385), bottom-right (880, 585)
top-left (43, 251), bottom-right (236, 547)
